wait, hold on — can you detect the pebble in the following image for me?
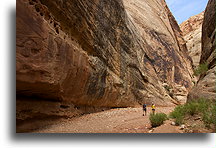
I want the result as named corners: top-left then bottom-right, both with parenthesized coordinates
top-left (189, 130), bottom-right (193, 133)
top-left (148, 130), bottom-right (153, 133)
top-left (171, 122), bottom-right (176, 126)
top-left (180, 124), bottom-right (186, 130)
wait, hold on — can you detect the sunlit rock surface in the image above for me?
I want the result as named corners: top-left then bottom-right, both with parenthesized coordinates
top-left (16, 0), bottom-right (193, 126)
top-left (180, 12), bottom-right (204, 68)
top-left (188, 0), bottom-right (216, 101)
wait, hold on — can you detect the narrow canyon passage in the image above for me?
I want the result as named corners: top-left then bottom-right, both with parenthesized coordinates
top-left (16, 0), bottom-right (215, 133)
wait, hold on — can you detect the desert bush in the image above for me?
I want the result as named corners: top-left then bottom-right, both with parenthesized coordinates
top-left (197, 98), bottom-right (211, 112)
top-left (194, 63), bottom-right (208, 76)
top-left (169, 105), bottom-right (185, 125)
top-left (170, 98), bottom-right (216, 130)
top-left (149, 113), bottom-right (168, 127)
top-left (201, 101), bottom-right (216, 130)
top-left (184, 102), bottom-right (199, 116)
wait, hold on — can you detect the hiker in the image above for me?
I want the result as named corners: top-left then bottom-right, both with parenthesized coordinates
top-left (143, 103), bottom-right (147, 116)
top-left (151, 103), bottom-right (155, 115)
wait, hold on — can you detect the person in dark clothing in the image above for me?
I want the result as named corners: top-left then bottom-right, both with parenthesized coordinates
top-left (143, 104), bottom-right (147, 116)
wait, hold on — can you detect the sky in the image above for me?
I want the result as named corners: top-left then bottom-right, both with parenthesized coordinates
top-left (165, 0), bottom-right (209, 24)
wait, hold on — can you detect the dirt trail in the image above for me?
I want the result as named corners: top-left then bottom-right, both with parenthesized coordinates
top-left (33, 106), bottom-right (182, 133)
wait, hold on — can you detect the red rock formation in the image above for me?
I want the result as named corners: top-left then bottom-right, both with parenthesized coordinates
top-left (124, 0), bottom-right (193, 103)
top-left (16, 0), bottom-right (193, 131)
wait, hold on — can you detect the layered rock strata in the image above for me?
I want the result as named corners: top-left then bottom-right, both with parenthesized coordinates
top-left (16, 0), bottom-right (193, 127)
top-left (123, 0), bottom-right (193, 103)
top-left (188, 0), bottom-right (216, 101)
top-left (180, 12), bottom-right (204, 68)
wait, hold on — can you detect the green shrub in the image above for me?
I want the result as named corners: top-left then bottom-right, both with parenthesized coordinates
top-left (175, 116), bottom-right (184, 126)
top-left (202, 101), bottom-right (216, 130)
top-left (197, 98), bottom-right (211, 112)
top-left (194, 63), bottom-right (208, 76)
top-left (202, 111), bottom-right (212, 128)
top-left (149, 113), bottom-right (168, 127)
top-left (184, 102), bottom-right (199, 116)
top-left (169, 105), bottom-right (185, 125)
top-left (170, 98), bottom-right (216, 130)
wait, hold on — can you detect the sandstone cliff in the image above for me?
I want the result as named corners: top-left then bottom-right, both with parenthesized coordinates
top-left (16, 0), bottom-right (193, 127)
top-left (188, 0), bottom-right (216, 101)
top-left (180, 12), bottom-right (204, 68)
top-left (123, 0), bottom-right (194, 104)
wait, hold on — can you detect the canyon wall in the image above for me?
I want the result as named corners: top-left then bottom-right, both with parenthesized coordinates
top-left (180, 12), bottom-right (204, 68)
top-left (188, 0), bottom-right (216, 101)
top-left (123, 0), bottom-right (194, 104)
top-left (16, 0), bottom-right (193, 127)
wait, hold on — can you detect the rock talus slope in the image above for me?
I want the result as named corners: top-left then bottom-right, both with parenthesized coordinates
top-left (180, 12), bottom-right (204, 68)
top-left (16, 0), bottom-right (193, 124)
top-left (188, 0), bottom-right (216, 101)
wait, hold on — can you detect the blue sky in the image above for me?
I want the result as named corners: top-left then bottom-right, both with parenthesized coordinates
top-left (165, 0), bottom-right (209, 24)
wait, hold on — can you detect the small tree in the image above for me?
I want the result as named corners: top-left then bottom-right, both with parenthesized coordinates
top-left (194, 63), bottom-right (208, 76)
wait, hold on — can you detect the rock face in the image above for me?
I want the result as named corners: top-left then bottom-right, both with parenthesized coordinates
top-left (123, 0), bottom-right (194, 104)
top-left (180, 12), bottom-right (204, 36)
top-left (16, 0), bottom-right (193, 126)
top-left (188, 0), bottom-right (216, 101)
top-left (180, 12), bottom-right (204, 68)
